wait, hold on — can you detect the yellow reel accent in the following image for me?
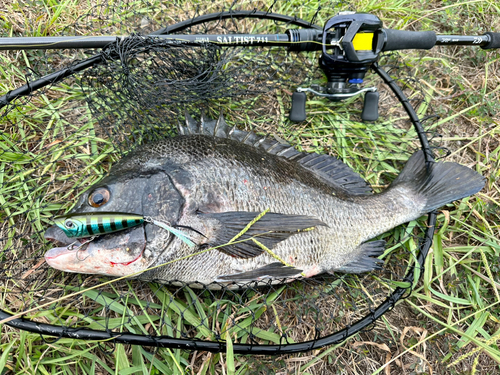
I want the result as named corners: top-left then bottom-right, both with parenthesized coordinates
top-left (352, 32), bottom-right (374, 51)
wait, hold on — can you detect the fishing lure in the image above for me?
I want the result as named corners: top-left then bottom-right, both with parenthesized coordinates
top-left (53, 212), bottom-right (196, 247)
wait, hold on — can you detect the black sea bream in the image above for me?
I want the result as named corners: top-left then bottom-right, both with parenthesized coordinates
top-left (44, 114), bottom-right (485, 287)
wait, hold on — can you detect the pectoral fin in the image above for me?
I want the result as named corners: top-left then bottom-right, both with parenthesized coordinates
top-left (216, 262), bottom-right (303, 282)
top-left (202, 211), bottom-right (327, 259)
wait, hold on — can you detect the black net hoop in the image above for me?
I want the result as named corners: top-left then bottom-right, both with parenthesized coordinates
top-left (1, 4), bottom-right (441, 355)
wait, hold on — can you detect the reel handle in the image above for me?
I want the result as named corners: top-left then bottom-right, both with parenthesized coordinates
top-left (289, 92), bottom-right (307, 122)
top-left (361, 91), bottom-right (379, 122)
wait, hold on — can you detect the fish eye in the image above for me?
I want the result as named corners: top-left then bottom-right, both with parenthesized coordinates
top-left (64, 220), bottom-right (74, 228)
top-left (88, 187), bottom-right (110, 208)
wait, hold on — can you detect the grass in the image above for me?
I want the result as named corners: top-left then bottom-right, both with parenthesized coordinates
top-left (1, 0), bottom-right (500, 374)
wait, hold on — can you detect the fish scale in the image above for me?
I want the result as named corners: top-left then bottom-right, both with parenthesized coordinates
top-left (44, 114), bottom-right (485, 288)
top-left (144, 145), bottom-right (406, 282)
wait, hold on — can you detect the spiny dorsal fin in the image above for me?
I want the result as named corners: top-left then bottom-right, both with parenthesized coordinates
top-left (177, 113), bottom-right (371, 195)
top-left (177, 112), bottom-right (291, 154)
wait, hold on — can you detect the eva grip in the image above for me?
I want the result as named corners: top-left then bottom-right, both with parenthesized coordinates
top-left (382, 29), bottom-right (436, 51)
top-left (482, 32), bottom-right (500, 49)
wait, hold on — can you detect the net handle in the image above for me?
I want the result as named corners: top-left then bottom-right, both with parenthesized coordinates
top-left (151, 10), bottom-right (321, 35)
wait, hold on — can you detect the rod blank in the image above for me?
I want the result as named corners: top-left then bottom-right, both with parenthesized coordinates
top-left (0, 34), bottom-right (291, 51)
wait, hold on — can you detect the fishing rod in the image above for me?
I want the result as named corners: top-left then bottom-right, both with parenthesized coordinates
top-left (1, 12), bottom-right (497, 51)
top-left (3, 29), bottom-right (494, 50)
top-left (1, 11), bottom-right (499, 121)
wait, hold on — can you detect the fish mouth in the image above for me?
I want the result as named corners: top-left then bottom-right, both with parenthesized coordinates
top-left (44, 224), bottom-right (148, 277)
top-left (45, 237), bottom-right (96, 261)
top-left (44, 225), bottom-right (73, 247)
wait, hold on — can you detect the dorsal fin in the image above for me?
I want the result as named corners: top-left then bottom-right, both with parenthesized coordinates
top-left (177, 113), bottom-right (372, 195)
top-left (294, 153), bottom-right (372, 195)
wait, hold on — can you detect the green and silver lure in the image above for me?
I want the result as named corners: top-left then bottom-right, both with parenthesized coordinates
top-left (54, 212), bottom-right (196, 247)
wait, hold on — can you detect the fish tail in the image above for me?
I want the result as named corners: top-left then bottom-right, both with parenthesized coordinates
top-left (391, 150), bottom-right (485, 213)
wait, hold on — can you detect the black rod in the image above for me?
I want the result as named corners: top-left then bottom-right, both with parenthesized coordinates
top-left (0, 8), bottom-right (323, 108)
top-left (436, 34), bottom-right (490, 46)
top-left (1, 32), bottom-right (495, 51)
top-left (0, 34), bottom-right (293, 51)
top-left (0, 36), bottom-right (119, 50)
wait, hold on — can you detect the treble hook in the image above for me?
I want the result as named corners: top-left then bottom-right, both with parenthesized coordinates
top-left (69, 236), bottom-right (97, 261)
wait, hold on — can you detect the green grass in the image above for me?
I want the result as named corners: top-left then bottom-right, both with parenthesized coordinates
top-left (1, 0), bottom-right (500, 374)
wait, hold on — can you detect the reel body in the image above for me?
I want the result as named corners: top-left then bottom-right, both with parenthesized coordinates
top-left (291, 12), bottom-right (384, 122)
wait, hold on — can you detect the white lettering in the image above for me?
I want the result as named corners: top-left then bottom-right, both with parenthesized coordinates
top-left (217, 36), bottom-right (222, 43)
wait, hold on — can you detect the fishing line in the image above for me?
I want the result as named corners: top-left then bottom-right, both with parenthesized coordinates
top-left (57, 209), bottom-right (301, 270)
top-left (251, 238), bottom-right (307, 277)
top-left (144, 217), bottom-right (197, 247)
top-left (174, 225), bottom-right (207, 238)
top-left (0, 225), bottom-right (289, 325)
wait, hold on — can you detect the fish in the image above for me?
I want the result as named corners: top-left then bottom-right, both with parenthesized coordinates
top-left (44, 113), bottom-right (485, 287)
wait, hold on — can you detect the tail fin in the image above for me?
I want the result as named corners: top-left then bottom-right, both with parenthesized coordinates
top-left (391, 151), bottom-right (485, 213)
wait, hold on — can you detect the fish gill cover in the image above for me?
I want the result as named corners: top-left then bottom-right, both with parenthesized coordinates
top-left (0, 0), bottom-right (484, 363)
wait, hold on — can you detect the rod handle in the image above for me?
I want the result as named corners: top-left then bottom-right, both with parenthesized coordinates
top-left (482, 32), bottom-right (500, 49)
top-left (382, 29), bottom-right (436, 51)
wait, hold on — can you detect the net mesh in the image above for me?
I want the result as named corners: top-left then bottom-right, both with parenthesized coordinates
top-left (1, 0), bottom-right (441, 354)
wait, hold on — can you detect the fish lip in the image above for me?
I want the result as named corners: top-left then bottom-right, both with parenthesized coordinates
top-left (44, 227), bottom-right (97, 249)
top-left (45, 224), bottom-right (148, 276)
top-left (44, 239), bottom-right (91, 260)
top-left (44, 225), bottom-right (72, 247)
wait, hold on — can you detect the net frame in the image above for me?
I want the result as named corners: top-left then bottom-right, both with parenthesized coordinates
top-left (0, 9), bottom-right (438, 355)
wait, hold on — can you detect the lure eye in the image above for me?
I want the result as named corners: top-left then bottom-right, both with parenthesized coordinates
top-left (64, 220), bottom-right (74, 229)
top-left (88, 187), bottom-right (110, 208)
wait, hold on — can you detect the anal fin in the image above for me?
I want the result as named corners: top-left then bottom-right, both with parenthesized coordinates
top-left (333, 240), bottom-right (386, 273)
top-left (216, 262), bottom-right (302, 282)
